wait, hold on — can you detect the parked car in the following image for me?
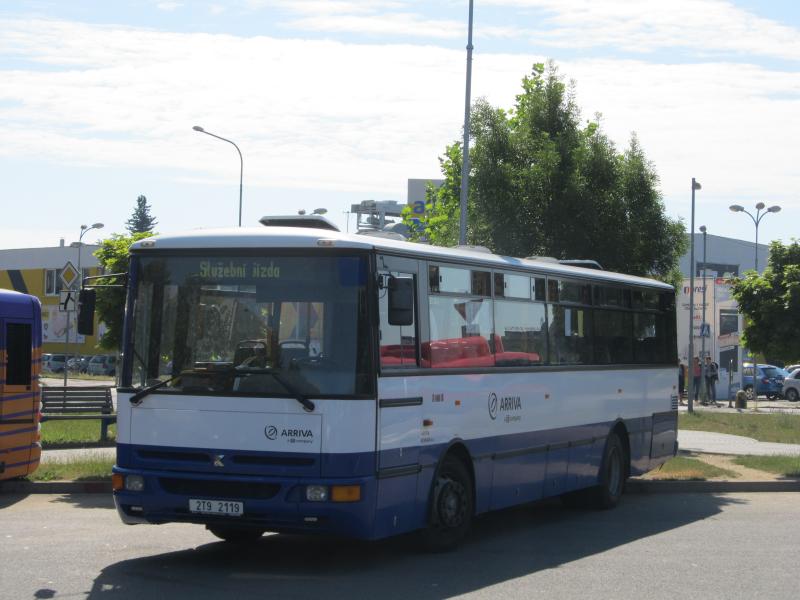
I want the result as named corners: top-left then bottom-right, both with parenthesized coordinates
top-left (87, 355), bottom-right (117, 376)
top-left (785, 364), bottom-right (800, 374)
top-left (742, 363), bottom-right (785, 400)
top-left (783, 369), bottom-right (800, 402)
top-left (41, 353), bottom-right (52, 372)
top-left (67, 356), bottom-right (92, 373)
top-left (46, 354), bottom-right (68, 374)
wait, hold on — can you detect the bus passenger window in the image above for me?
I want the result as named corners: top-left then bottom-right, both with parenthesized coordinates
top-left (593, 310), bottom-right (633, 364)
top-left (547, 305), bottom-right (593, 365)
top-left (493, 300), bottom-right (546, 366)
top-left (425, 296), bottom-right (494, 369)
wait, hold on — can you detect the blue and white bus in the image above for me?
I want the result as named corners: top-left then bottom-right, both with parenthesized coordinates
top-left (107, 218), bottom-right (678, 548)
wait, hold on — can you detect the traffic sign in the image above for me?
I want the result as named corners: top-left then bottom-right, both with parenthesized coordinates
top-left (60, 261), bottom-right (80, 289)
top-left (700, 323), bottom-right (711, 337)
top-left (59, 290), bottom-right (77, 312)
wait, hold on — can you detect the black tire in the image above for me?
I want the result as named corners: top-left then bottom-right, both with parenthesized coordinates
top-left (422, 455), bottom-right (473, 552)
top-left (786, 388), bottom-right (799, 402)
top-left (744, 385), bottom-right (754, 401)
top-left (207, 526), bottom-right (264, 544)
top-left (590, 432), bottom-right (627, 510)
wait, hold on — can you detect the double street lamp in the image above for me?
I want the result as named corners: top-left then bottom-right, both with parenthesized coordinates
top-left (193, 125), bottom-right (244, 227)
top-left (729, 203), bottom-right (781, 272)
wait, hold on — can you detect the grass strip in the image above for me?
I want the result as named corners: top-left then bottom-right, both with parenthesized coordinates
top-left (41, 419), bottom-right (116, 448)
top-left (679, 412), bottom-right (800, 444)
top-left (733, 455), bottom-right (800, 478)
top-left (29, 457), bottom-right (114, 481)
top-left (647, 456), bottom-right (738, 481)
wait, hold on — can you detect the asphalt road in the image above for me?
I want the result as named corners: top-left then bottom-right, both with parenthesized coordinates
top-left (1, 492), bottom-right (798, 600)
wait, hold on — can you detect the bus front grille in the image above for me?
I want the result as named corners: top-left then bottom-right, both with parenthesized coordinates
top-left (158, 477), bottom-right (281, 500)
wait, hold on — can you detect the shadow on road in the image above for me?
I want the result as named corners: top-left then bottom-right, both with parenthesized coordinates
top-left (0, 493), bottom-right (29, 509)
top-left (51, 493), bottom-right (116, 510)
top-left (85, 493), bottom-right (743, 599)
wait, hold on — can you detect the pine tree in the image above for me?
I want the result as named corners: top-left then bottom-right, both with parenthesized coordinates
top-left (125, 195), bottom-right (158, 234)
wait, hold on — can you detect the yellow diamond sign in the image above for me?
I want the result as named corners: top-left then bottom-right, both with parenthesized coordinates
top-left (60, 261), bottom-right (80, 289)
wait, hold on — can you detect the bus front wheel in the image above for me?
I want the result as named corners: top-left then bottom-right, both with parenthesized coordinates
top-left (422, 455), bottom-right (473, 552)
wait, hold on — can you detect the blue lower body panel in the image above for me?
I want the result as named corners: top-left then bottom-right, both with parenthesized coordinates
top-left (113, 466), bottom-right (379, 540)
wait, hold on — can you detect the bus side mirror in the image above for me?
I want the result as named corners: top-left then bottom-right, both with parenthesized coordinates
top-left (77, 289), bottom-right (96, 336)
top-left (388, 276), bottom-right (414, 326)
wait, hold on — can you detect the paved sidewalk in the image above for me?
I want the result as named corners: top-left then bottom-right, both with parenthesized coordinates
top-left (678, 430), bottom-right (800, 456)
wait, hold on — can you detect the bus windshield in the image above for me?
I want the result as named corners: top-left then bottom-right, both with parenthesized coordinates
top-left (126, 253), bottom-right (372, 398)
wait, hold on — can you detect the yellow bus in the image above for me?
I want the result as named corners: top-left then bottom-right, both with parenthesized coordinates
top-left (1, 289), bottom-right (42, 480)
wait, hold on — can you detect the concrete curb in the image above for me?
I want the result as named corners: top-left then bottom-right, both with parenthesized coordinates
top-left (0, 480), bottom-right (112, 494)
top-left (3, 479), bottom-right (800, 496)
top-left (627, 479), bottom-right (800, 493)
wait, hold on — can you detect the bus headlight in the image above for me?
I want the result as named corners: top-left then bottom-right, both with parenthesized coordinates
top-left (305, 485), bottom-right (329, 502)
top-left (125, 475), bottom-right (145, 492)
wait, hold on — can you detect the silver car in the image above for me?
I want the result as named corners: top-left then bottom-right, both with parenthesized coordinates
top-left (87, 355), bottom-right (117, 376)
top-left (783, 369), bottom-right (800, 402)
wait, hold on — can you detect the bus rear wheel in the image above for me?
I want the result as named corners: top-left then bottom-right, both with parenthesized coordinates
top-left (422, 455), bottom-right (473, 552)
top-left (207, 526), bottom-right (265, 544)
top-left (592, 432), bottom-right (626, 510)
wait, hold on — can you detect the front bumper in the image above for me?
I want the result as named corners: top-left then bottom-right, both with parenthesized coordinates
top-left (112, 466), bottom-right (378, 539)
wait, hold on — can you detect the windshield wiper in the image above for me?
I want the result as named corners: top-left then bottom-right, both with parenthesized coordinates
top-left (130, 374), bottom-right (182, 406)
top-left (225, 366), bottom-right (316, 412)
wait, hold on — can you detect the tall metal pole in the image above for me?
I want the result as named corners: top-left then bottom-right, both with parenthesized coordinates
top-left (700, 226), bottom-right (708, 403)
top-left (193, 126), bottom-right (244, 227)
top-left (458, 0), bottom-right (474, 246)
top-left (688, 178), bottom-right (701, 413)
top-left (754, 211), bottom-right (760, 272)
top-left (63, 311), bottom-right (70, 386)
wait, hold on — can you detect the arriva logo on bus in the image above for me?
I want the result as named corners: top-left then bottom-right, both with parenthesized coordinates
top-left (488, 392), bottom-right (522, 421)
top-left (264, 425), bottom-right (314, 443)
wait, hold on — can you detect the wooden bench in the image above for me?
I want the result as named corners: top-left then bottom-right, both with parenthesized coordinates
top-left (40, 386), bottom-right (116, 441)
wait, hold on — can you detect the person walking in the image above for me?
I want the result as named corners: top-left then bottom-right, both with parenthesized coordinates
top-left (692, 357), bottom-right (701, 403)
top-left (705, 356), bottom-right (719, 405)
top-left (678, 362), bottom-right (686, 403)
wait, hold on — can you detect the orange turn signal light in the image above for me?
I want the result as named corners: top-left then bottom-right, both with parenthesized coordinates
top-left (331, 485), bottom-right (361, 502)
top-left (112, 473), bottom-right (124, 491)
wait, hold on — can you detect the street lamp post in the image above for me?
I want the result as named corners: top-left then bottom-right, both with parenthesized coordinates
top-left (193, 126), bottom-right (244, 227)
top-left (688, 178), bottom-right (701, 413)
top-left (458, 0), bottom-right (474, 246)
top-left (64, 222), bottom-right (103, 386)
top-left (728, 203), bottom-right (781, 272)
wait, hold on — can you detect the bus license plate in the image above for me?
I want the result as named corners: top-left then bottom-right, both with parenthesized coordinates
top-left (189, 499), bottom-right (243, 517)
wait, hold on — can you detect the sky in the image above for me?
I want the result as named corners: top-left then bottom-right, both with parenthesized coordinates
top-left (1, 0), bottom-right (799, 252)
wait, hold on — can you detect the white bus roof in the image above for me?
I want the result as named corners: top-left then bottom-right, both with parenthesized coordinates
top-left (130, 226), bottom-right (672, 290)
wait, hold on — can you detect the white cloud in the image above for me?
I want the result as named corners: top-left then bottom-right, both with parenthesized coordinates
top-left (482, 0), bottom-right (800, 60)
top-left (156, 2), bottom-right (183, 11)
top-left (249, 0), bottom-right (800, 62)
top-left (0, 15), bottom-right (798, 245)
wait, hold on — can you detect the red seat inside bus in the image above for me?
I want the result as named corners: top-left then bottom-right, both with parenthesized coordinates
top-left (381, 335), bottom-right (542, 368)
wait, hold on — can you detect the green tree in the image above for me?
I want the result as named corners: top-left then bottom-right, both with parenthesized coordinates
top-left (125, 195), bottom-right (158, 234)
top-left (729, 240), bottom-right (800, 362)
top-left (93, 232), bottom-right (154, 350)
top-left (405, 62), bottom-right (687, 285)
